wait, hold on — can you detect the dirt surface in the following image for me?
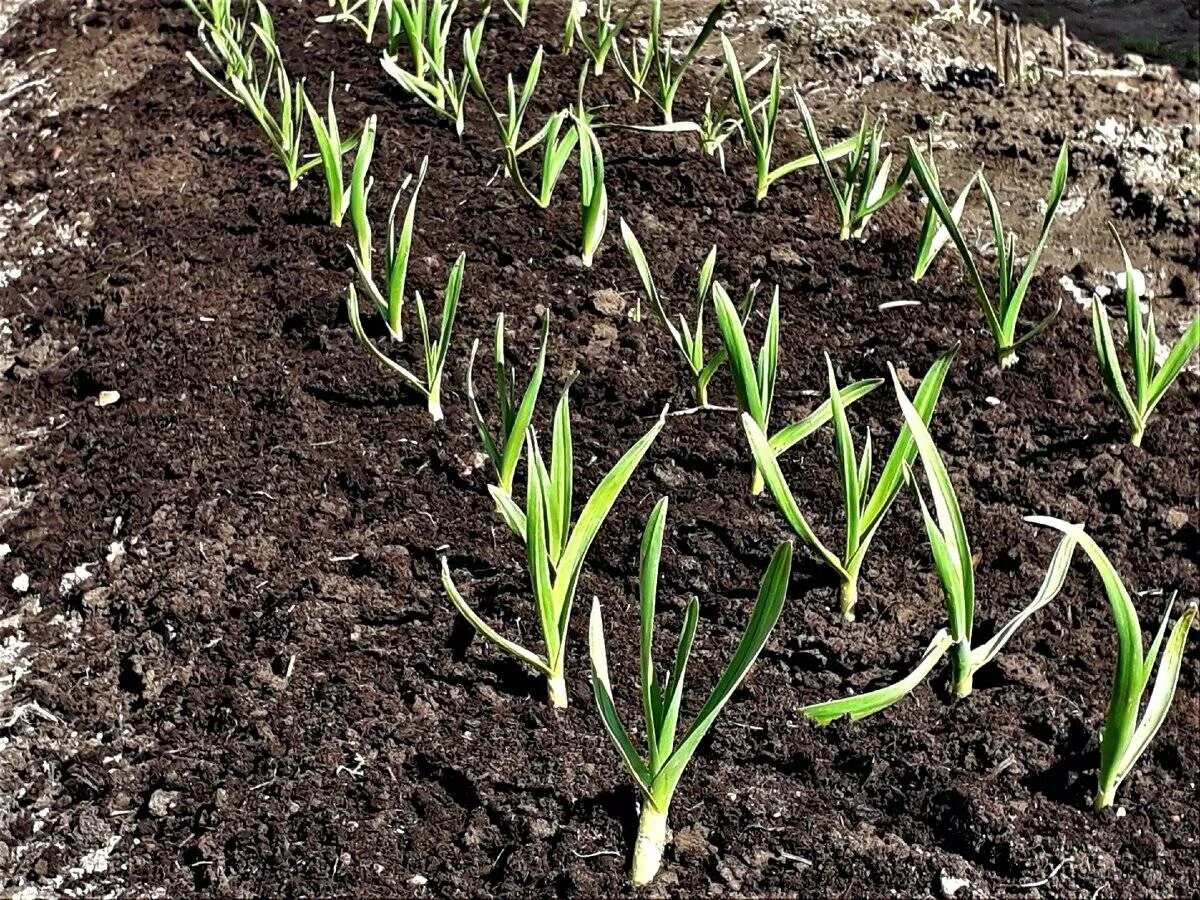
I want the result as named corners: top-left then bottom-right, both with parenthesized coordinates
top-left (1, 1), bottom-right (1198, 896)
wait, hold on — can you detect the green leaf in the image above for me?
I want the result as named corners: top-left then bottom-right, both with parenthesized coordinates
top-left (657, 541), bottom-right (792, 793)
top-left (713, 283), bottom-right (765, 425)
top-left (440, 556), bottom-right (552, 677)
top-left (639, 497), bottom-right (670, 770)
top-left (768, 378), bottom-right (883, 456)
top-left (802, 629), bottom-right (953, 725)
top-left (588, 597), bottom-right (654, 795)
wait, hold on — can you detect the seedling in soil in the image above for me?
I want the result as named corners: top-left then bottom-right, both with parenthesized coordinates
top-left (614, 1), bottom-right (726, 125)
top-left (801, 368), bottom-right (1080, 722)
top-left (463, 43), bottom-right (579, 209)
top-left (381, 14), bottom-right (481, 136)
top-left (318, 0), bottom-right (386, 42)
top-left (571, 0), bottom-right (634, 76)
top-left (620, 219), bottom-right (760, 407)
top-left (345, 256), bottom-right (464, 422)
top-left (442, 398), bottom-right (667, 708)
top-left (1027, 516), bottom-right (1197, 810)
top-left (502, 0), bottom-right (530, 28)
top-left (911, 141), bottom-right (978, 282)
top-left (795, 97), bottom-right (912, 239)
top-left (302, 77), bottom-right (375, 227)
top-left (712, 281), bottom-right (778, 494)
top-left (720, 35), bottom-right (856, 203)
top-left (742, 350), bottom-right (954, 620)
top-left (695, 54), bottom-right (770, 172)
top-left (348, 154), bottom-right (427, 341)
top-left (466, 311), bottom-right (550, 500)
top-left (908, 138), bottom-right (1070, 369)
top-left (186, 2), bottom-right (317, 190)
top-left (576, 111), bottom-right (609, 267)
top-left (589, 497), bottom-right (792, 884)
top-left (380, 0), bottom-right (457, 75)
top-left (1090, 224), bottom-right (1200, 447)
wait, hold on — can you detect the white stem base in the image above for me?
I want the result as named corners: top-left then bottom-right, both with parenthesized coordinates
top-left (631, 802), bottom-right (669, 886)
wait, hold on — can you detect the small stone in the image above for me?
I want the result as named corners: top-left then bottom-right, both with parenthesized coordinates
top-left (95, 390), bottom-right (120, 407)
top-left (148, 789), bottom-right (180, 818)
top-left (12, 573), bottom-right (29, 593)
top-left (409, 875), bottom-right (428, 886)
top-left (1115, 267), bottom-right (1146, 299)
top-left (1122, 53), bottom-right (1145, 70)
top-left (591, 289), bottom-right (626, 317)
top-left (0, 543), bottom-right (10, 560)
top-left (563, 255), bottom-right (585, 269)
top-left (1164, 508), bottom-right (1190, 530)
top-left (673, 824), bottom-right (712, 858)
top-left (769, 244), bottom-right (803, 266)
top-left (940, 874), bottom-right (970, 897)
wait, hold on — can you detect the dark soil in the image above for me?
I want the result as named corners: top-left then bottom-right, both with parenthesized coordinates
top-left (1, 1), bottom-right (1197, 896)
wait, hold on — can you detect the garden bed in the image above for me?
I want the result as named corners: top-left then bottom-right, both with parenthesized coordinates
top-left (1, 1), bottom-right (1197, 895)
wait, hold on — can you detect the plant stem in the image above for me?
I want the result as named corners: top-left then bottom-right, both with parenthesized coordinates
top-left (426, 385), bottom-right (444, 422)
top-left (695, 380), bottom-right (709, 409)
top-left (546, 671), bottom-right (568, 709)
top-left (1130, 423), bottom-right (1144, 447)
top-left (952, 641), bottom-right (974, 698)
top-left (839, 577), bottom-right (857, 622)
top-left (1094, 783), bottom-right (1115, 810)
top-left (998, 347), bottom-right (1018, 370)
top-left (631, 800), bottom-right (670, 886)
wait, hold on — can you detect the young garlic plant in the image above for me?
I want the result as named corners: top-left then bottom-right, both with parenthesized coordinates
top-left (590, 497), bottom-right (792, 885)
top-left (693, 56), bottom-right (770, 172)
top-left (1026, 517), bottom-right (1197, 810)
top-left (187, 2), bottom-right (316, 190)
top-left (318, 0), bottom-right (386, 42)
top-left (381, 0), bottom-right (455, 71)
top-left (614, 1), bottom-right (725, 125)
top-left (463, 42), bottom-right (579, 209)
top-left (911, 141), bottom-right (978, 282)
top-left (908, 138), bottom-right (1070, 369)
top-left (576, 112), bottom-right (609, 267)
top-left (621, 220), bottom-right (760, 407)
top-left (442, 397), bottom-right (668, 708)
top-left (302, 78), bottom-right (375, 227)
top-left (721, 35), bottom-right (857, 203)
top-left (345, 154), bottom-right (465, 421)
top-left (801, 366), bottom-right (1079, 721)
top-left (466, 312), bottom-right (550, 500)
top-left (713, 281), bottom-right (778, 494)
top-left (795, 97), bottom-right (912, 240)
top-left (572, 0), bottom-right (633, 75)
top-left (381, 10), bottom-right (480, 136)
top-left (742, 350), bottom-right (955, 621)
top-left (1091, 225), bottom-right (1200, 447)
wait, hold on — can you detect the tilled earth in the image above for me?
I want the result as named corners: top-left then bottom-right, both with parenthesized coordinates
top-left (0, 1), bottom-right (1197, 896)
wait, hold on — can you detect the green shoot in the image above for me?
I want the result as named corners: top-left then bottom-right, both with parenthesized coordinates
top-left (349, 155), bottom-right (428, 342)
top-left (382, 0), bottom-right (455, 73)
top-left (1027, 516), bottom-right (1197, 810)
top-left (620, 219), bottom-right (759, 407)
top-left (589, 497), bottom-right (792, 884)
top-left (1091, 224), bottom-right (1200, 447)
top-left (382, 15), bottom-right (480, 136)
top-left (576, 112), bottom-right (609, 267)
top-left (571, 0), bottom-right (634, 76)
top-left (908, 138), bottom-right (1070, 369)
top-left (318, 0), bottom-right (386, 42)
top-left (466, 312), bottom-right (550, 499)
top-left (302, 76), bottom-right (373, 227)
top-left (742, 350), bottom-right (954, 620)
top-left (345, 253), bottom-right (464, 422)
top-left (464, 42), bottom-right (579, 209)
top-left (502, 0), bottom-right (530, 27)
top-left (561, 0), bottom-right (584, 54)
top-left (912, 141), bottom-right (978, 282)
top-left (183, 0), bottom-right (250, 76)
top-left (795, 97), bottom-right (912, 240)
top-left (615, 1), bottom-right (725, 125)
top-left (443, 401), bottom-right (668, 708)
top-left (720, 35), bottom-right (857, 203)
top-left (712, 281), bottom-right (778, 494)
top-left (186, 2), bottom-right (316, 190)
